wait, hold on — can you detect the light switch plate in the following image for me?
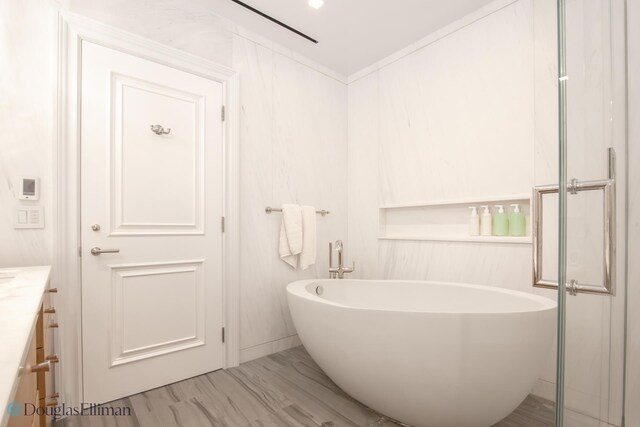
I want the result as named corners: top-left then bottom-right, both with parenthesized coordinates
top-left (14, 206), bottom-right (44, 229)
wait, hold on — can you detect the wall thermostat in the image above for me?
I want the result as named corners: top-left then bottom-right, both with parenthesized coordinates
top-left (18, 177), bottom-right (40, 200)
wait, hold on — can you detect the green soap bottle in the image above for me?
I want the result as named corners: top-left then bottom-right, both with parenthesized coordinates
top-left (509, 203), bottom-right (526, 236)
top-left (492, 205), bottom-right (509, 236)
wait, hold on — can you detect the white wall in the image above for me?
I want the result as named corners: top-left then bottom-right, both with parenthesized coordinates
top-left (233, 35), bottom-right (347, 360)
top-left (348, 0), bottom-right (535, 288)
top-left (347, 73), bottom-right (379, 279)
top-left (0, 0), bottom-right (57, 266)
top-left (347, 0), bottom-right (628, 424)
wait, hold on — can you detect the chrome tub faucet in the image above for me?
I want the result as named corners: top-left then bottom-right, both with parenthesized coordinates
top-left (329, 240), bottom-right (355, 279)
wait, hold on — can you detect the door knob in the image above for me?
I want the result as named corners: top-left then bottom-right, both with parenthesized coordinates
top-left (90, 247), bottom-right (120, 256)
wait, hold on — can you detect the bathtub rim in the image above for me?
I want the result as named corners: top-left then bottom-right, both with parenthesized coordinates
top-left (287, 279), bottom-right (557, 315)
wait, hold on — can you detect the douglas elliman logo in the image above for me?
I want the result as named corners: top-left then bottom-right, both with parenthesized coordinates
top-left (7, 401), bottom-right (131, 419)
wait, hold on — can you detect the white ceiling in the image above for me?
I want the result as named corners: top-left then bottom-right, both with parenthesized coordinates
top-left (209, 0), bottom-right (498, 76)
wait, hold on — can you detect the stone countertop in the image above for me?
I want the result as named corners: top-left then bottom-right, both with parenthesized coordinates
top-left (0, 266), bottom-right (51, 427)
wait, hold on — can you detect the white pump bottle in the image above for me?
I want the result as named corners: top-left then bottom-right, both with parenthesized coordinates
top-left (480, 205), bottom-right (492, 236)
top-left (468, 206), bottom-right (480, 236)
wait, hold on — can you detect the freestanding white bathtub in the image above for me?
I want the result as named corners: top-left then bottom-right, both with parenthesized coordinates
top-left (287, 279), bottom-right (556, 427)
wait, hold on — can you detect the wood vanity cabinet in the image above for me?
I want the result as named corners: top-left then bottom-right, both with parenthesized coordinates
top-left (8, 284), bottom-right (57, 427)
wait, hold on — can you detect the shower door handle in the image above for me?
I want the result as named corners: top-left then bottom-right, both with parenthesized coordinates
top-left (532, 149), bottom-right (616, 296)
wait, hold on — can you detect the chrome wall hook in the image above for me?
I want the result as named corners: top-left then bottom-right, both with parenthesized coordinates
top-left (150, 124), bottom-right (171, 135)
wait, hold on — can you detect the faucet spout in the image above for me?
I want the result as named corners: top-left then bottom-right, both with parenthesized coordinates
top-left (335, 240), bottom-right (343, 268)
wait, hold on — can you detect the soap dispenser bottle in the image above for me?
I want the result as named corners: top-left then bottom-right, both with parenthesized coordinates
top-left (480, 205), bottom-right (492, 236)
top-left (509, 204), bottom-right (526, 236)
top-left (492, 205), bottom-right (509, 236)
top-left (468, 206), bottom-right (480, 236)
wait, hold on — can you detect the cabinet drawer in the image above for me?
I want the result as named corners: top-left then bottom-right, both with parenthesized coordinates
top-left (8, 333), bottom-right (38, 427)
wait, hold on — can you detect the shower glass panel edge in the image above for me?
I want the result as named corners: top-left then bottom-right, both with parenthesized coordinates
top-left (556, 0), bottom-right (568, 425)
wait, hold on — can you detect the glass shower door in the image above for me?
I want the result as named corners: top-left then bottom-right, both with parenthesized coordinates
top-left (554, 0), bottom-right (627, 425)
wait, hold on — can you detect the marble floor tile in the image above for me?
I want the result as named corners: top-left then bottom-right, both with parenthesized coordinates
top-left (56, 346), bottom-right (555, 427)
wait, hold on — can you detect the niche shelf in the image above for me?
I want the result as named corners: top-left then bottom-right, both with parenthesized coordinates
top-left (378, 194), bottom-right (532, 244)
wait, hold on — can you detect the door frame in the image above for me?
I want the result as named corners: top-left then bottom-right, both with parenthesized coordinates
top-left (54, 11), bottom-right (240, 407)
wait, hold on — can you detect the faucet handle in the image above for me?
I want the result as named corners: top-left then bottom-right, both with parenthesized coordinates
top-left (340, 262), bottom-right (356, 276)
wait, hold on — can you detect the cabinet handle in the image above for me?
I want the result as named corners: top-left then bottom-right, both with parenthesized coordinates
top-left (29, 361), bottom-right (50, 373)
top-left (46, 354), bottom-right (59, 363)
top-left (44, 307), bottom-right (56, 314)
top-left (49, 322), bottom-right (59, 328)
top-left (48, 288), bottom-right (58, 293)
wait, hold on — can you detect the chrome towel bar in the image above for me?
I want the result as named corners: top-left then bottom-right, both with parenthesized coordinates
top-left (265, 206), bottom-right (330, 216)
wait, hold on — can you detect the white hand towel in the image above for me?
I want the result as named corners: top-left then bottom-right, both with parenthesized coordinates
top-left (299, 206), bottom-right (317, 270)
top-left (279, 204), bottom-right (302, 268)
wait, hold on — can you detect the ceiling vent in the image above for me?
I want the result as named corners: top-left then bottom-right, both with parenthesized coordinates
top-left (230, 0), bottom-right (318, 44)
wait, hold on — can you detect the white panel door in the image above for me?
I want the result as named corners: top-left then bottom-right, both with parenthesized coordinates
top-left (80, 41), bottom-right (224, 403)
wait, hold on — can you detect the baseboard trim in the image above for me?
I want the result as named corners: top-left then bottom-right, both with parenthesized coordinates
top-left (239, 335), bottom-right (302, 363)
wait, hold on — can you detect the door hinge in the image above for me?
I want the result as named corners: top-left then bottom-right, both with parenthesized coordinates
top-left (221, 105), bottom-right (225, 122)
top-left (221, 216), bottom-right (225, 232)
top-left (222, 327), bottom-right (225, 343)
